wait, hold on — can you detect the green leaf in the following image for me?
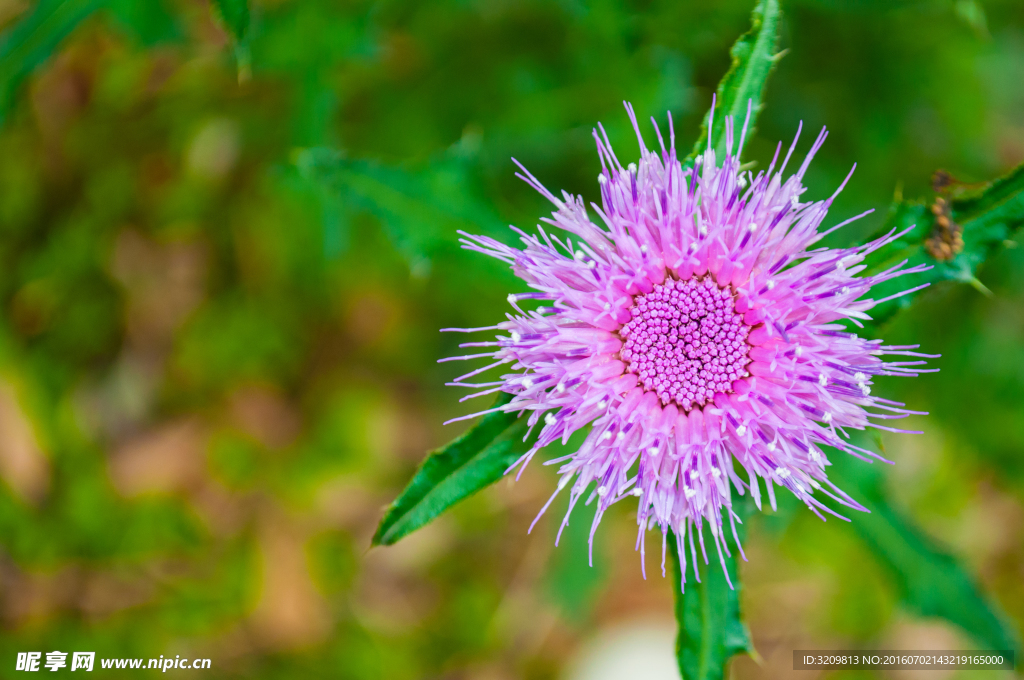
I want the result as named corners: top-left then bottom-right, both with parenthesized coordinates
top-left (0, 0), bottom-right (102, 122)
top-left (863, 161), bottom-right (1024, 329)
top-left (950, 161), bottom-right (1024, 226)
top-left (372, 393), bottom-right (525, 547)
top-left (669, 508), bottom-right (755, 680)
top-left (104, 0), bottom-right (180, 46)
top-left (829, 447), bottom-right (1020, 652)
top-left (209, 0), bottom-right (251, 81)
top-left (953, 0), bottom-right (989, 38)
top-left (687, 0), bottom-right (783, 164)
top-left (0, 0), bottom-right (183, 121)
top-left (850, 167), bottom-right (1021, 657)
top-left (296, 146), bottom-right (505, 272)
top-left (210, 0), bottom-right (249, 43)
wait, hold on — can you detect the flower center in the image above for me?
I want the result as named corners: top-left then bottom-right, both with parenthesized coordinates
top-left (619, 277), bottom-right (752, 411)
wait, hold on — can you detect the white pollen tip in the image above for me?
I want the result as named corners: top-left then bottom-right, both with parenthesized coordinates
top-left (810, 479), bottom-right (822, 489)
top-left (767, 442), bottom-right (777, 452)
top-left (737, 176), bottom-right (747, 188)
top-left (640, 244), bottom-right (648, 253)
top-left (597, 400), bottom-right (607, 409)
top-left (627, 163), bottom-right (637, 174)
top-left (510, 331), bottom-right (521, 342)
top-left (684, 487), bottom-right (696, 499)
top-left (616, 432), bottom-right (625, 442)
top-left (507, 294), bottom-right (516, 303)
top-left (647, 447), bottom-right (659, 456)
top-left (711, 468), bottom-right (722, 478)
top-left (818, 374), bottom-right (827, 386)
top-left (748, 223), bottom-right (757, 232)
top-left (597, 485), bottom-right (608, 496)
top-left (598, 174), bottom-right (608, 185)
top-left (854, 372), bottom-right (867, 381)
top-left (555, 383), bottom-right (566, 393)
top-left (766, 280), bottom-right (775, 290)
top-left (695, 154), bottom-right (703, 164)
top-left (522, 378), bottom-right (534, 388)
top-left (631, 487), bottom-right (643, 496)
top-left (736, 425), bottom-right (747, 436)
top-left (861, 386), bottom-right (871, 396)
top-left (601, 431), bottom-right (612, 441)
top-left (823, 412), bottom-right (833, 423)
top-left (544, 413), bottom-right (556, 426)
top-left (794, 346), bottom-right (804, 357)
top-left (603, 302), bottom-right (611, 311)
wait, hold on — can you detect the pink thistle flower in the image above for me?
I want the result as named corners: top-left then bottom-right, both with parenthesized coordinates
top-left (444, 102), bottom-right (933, 585)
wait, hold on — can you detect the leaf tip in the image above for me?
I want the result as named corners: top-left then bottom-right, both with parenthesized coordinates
top-left (369, 525), bottom-right (390, 548)
top-left (370, 511), bottom-right (396, 548)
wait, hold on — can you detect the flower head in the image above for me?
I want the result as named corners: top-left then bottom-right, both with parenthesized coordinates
top-left (445, 103), bottom-right (932, 584)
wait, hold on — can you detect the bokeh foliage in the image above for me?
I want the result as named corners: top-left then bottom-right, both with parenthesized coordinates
top-left (0, 0), bottom-right (1022, 678)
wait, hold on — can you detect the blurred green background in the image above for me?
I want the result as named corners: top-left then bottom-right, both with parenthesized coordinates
top-left (0, 0), bottom-right (1022, 677)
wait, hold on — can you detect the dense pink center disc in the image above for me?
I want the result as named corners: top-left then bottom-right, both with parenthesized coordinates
top-left (619, 277), bottom-right (752, 411)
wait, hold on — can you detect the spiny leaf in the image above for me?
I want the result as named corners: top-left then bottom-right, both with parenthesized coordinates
top-left (829, 446), bottom-right (1020, 653)
top-left (372, 393), bottom-right (525, 547)
top-left (863, 161), bottom-right (1024, 329)
top-left (669, 507), bottom-right (754, 680)
top-left (687, 0), bottom-right (782, 164)
top-left (295, 146), bottom-right (505, 273)
top-left (0, 0), bottom-right (102, 122)
top-left (951, 161), bottom-right (1024, 226)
